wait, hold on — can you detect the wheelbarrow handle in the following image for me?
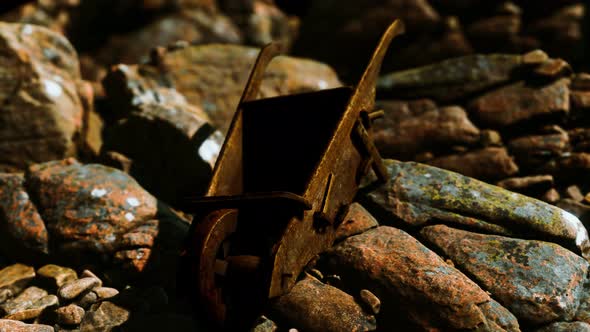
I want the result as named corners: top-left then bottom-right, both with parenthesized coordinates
top-left (183, 191), bottom-right (312, 213)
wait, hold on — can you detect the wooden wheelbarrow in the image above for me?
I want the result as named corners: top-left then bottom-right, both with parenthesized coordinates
top-left (181, 20), bottom-right (405, 329)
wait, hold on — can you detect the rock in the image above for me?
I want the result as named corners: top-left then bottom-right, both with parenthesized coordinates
top-left (566, 185), bottom-right (585, 202)
top-left (496, 175), bottom-right (554, 196)
top-left (558, 199), bottom-right (590, 230)
top-left (508, 131), bottom-right (570, 168)
top-left (0, 174), bottom-right (49, 260)
top-left (251, 315), bottom-right (278, 332)
top-left (271, 275), bottom-right (376, 332)
top-left (360, 159), bottom-right (590, 258)
top-left (37, 265), bottom-right (77, 291)
top-left (0, 286), bottom-right (47, 315)
top-left (57, 277), bottom-right (100, 301)
top-left (572, 91), bottom-right (590, 110)
top-left (539, 153), bottom-right (590, 180)
top-left (0, 22), bottom-right (86, 171)
top-left (0, 264), bottom-right (35, 295)
top-left (572, 73), bottom-right (590, 91)
top-left (535, 322), bottom-right (590, 332)
top-left (103, 43), bottom-right (341, 133)
top-left (426, 147), bottom-right (519, 181)
top-left (0, 319), bottom-right (54, 332)
top-left (79, 270), bottom-right (101, 286)
top-left (421, 224), bottom-right (589, 324)
top-left (0, 1), bottom-right (74, 35)
top-left (24, 159), bottom-right (166, 268)
top-left (101, 93), bottom-right (220, 205)
top-left (479, 129), bottom-right (503, 147)
top-left (4, 295), bottom-right (58, 321)
top-left (335, 203), bottom-right (379, 242)
top-left (358, 289), bottom-right (380, 315)
top-left (91, 287), bottom-right (118, 301)
top-left (79, 301), bottom-right (129, 332)
top-left (378, 52), bottom-right (543, 102)
top-left (534, 58), bottom-right (572, 78)
top-left (324, 226), bottom-right (519, 331)
top-left (55, 304), bottom-right (84, 325)
top-left (478, 299), bottom-right (521, 331)
top-left (468, 78), bottom-right (570, 128)
top-left (219, 0), bottom-right (295, 47)
top-left (74, 289), bottom-right (98, 309)
top-left (373, 101), bottom-right (480, 159)
top-left (96, 9), bottom-right (242, 65)
top-left (542, 188), bottom-right (561, 204)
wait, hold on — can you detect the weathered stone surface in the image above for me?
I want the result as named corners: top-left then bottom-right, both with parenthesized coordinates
top-left (535, 321), bottom-right (590, 332)
top-left (335, 203), bottom-right (378, 242)
top-left (96, 9), bottom-right (242, 65)
top-left (103, 44), bottom-right (341, 133)
top-left (478, 299), bottom-right (521, 331)
top-left (468, 78), bottom-right (570, 127)
top-left (92, 287), bottom-right (118, 301)
top-left (271, 275), bottom-right (376, 332)
top-left (74, 289), bottom-right (98, 309)
top-left (427, 147), bottom-right (519, 181)
top-left (4, 295), bottom-right (58, 321)
top-left (508, 131), bottom-right (570, 168)
top-left (79, 301), bottom-right (129, 332)
top-left (361, 160), bottom-right (590, 258)
top-left (0, 319), bottom-right (54, 332)
top-left (55, 304), bottom-right (84, 325)
top-left (0, 174), bottom-right (49, 259)
top-left (422, 225), bottom-right (589, 324)
top-left (496, 175), bottom-right (554, 195)
top-left (0, 286), bottom-right (47, 315)
top-left (0, 22), bottom-right (85, 171)
top-left (373, 101), bottom-right (480, 159)
top-left (0, 264), bottom-right (35, 295)
top-left (378, 52), bottom-right (541, 102)
top-left (57, 277), bottom-right (100, 301)
top-left (101, 93), bottom-right (221, 205)
top-left (325, 226), bottom-right (518, 331)
top-left (37, 265), bottom-right (77, 291)
top-left (24, 159), bottom-right (169, 270)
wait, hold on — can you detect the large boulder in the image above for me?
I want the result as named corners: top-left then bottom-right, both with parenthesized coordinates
top-left (0, 22), bottom-right (86, 172)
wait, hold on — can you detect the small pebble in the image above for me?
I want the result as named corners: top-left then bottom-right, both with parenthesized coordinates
top-left (56, 304), bottom-right (85, 325)
top-left (359, 289), bottom-right (381, 315)
top-left (4, 295), bottom-right (58, 321)
top-left (0, 319), bottom-right (53, 332)
top-left (58, 277), bottom-right (101, 300)
top-left (79, 270), bottom-right (102, 287)
top-left (37, 265), bottom-right (77, 290)
top-left (93, 287), bottom-right (119, 300)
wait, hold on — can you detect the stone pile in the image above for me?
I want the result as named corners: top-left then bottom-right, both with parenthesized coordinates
top-left (374, 49), bottom-right (590, 232)
top-left (293, 0), bottom-right (588, 80)
top-left (0, 1), bottom-right (589, 331)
